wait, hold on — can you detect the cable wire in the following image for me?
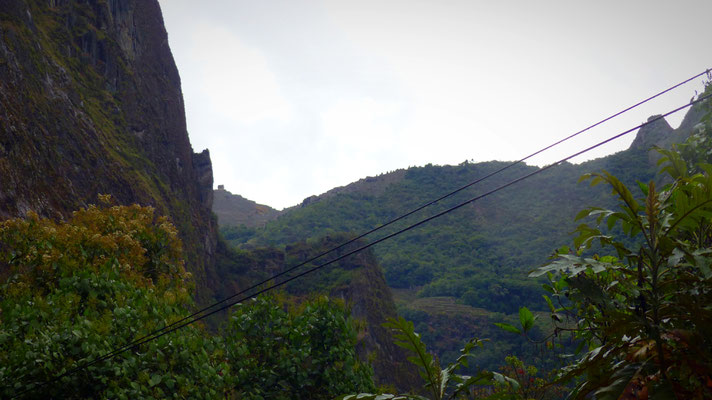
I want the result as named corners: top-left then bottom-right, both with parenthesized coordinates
top-left (70, 68), bottom-right (711, 368)
top-left (13, 91), bottom-right (711, 399)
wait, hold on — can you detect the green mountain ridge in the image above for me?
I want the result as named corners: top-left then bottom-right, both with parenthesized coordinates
top-left (3, 0), bottom-right (709, 392)
top-left (216, 102), bottom-right (708, 370)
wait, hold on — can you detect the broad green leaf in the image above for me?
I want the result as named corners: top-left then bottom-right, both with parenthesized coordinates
top-left (637, 181), bottom-right (649, 197)
top-left (494, 322), bottom-right (521, 335)
top-left (149, 374), bottom-right (161, 387)
top-left (519, 307), bottom-right (535, 332)
top-left (593, 363), bottom-right (640, 400)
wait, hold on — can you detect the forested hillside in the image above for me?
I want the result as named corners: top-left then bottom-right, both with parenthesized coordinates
top-left (222, 149), bottom-right (658, 312)
top-left (3, 0), bottom-right (709, 396)
top-left (218, 102), bottom-right (708, 369)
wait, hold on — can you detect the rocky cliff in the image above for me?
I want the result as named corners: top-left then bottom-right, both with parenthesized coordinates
top-left (0, 2), bottom-right (420, 389)
top-left (0, 0), bottom-right (219, 302)
top-left (629, 106), bottom-right (708, 162)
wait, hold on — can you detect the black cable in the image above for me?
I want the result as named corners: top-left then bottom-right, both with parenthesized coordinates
top-left (14, 91), bottom-right (710, 399)
top-left (138, 92), bottom-right (711, 342)
top-left (70, 68), bottom-right (711, 368)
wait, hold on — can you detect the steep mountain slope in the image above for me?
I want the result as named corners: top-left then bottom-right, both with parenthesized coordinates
top-left (0, 0), bottom-right (219, 302)
top-left (0, 1), bottom-right (419, 387)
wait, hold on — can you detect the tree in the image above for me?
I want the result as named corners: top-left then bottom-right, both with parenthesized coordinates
top-left (224, 295), bottom-right (375, 399)
top-left (530, 127), bottom-right (712, 398)
top-left (0, 198), bottom-right (228, 399)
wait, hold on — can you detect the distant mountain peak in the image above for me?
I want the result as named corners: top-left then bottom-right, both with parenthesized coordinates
top-left (629, 102), bottom-right (709, 153)
top-left (213, 187), bottom-right (281, 227)
top-left (629, 115), bottom-right (674, 151)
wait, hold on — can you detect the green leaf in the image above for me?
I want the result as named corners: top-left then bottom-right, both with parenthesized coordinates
top-left (637, 181), bottom-right (649, 197)
top-left (494, 322), bottom-right (521, 335)
top-left (518, 307), bottom-right (535, 332)
top-left (543, 295), bottom-right (555, 312)
top-left (383, 317), bottom-right (440, 395)
top-left (149, 374), bottom-right (161, 387)
top-left (492, 371), bottom-right (520, 390)
top-left (593, 363), bottom-right (640, 400)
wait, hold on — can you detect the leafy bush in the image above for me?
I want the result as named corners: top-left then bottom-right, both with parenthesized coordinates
top-left (0, 199), bottom-right (376, 399)
top-left (530, 129), bottom-right (712, 398)
top-left (224, 295), bottom-right (375, 399)
top-left (0, 198), bottom-right (228, 399)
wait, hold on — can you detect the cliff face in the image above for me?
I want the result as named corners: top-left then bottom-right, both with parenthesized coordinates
top-left (628, 104), bottom-right (709, 163)
top-left (0, 0), bottom-right (218, 302)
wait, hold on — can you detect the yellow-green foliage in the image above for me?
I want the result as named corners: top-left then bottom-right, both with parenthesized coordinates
top-left (1, 195), bottom-right (190, 297)
top-left (0, 199), bottom-right (380, 399)
top-left (0, 198), bottom-right (228, 399)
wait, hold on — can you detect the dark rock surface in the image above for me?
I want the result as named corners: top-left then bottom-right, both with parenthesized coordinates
top-left (0, 1), bottom-right (418, 390)
top-left (0, 0), bottom-right (218, 303)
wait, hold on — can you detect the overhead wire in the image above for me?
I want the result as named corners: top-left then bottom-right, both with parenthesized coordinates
top-left (10, 70), bottom-right (710, 397)
top-left (12, 89), bottom-right (712, 399)
top-left (69, 68), bottom-right (711, 367)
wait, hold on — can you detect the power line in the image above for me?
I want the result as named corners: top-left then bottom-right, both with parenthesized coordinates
top-left (141, 92), bottom-right (711, 339)
top-left (13, 90), bottom-right (711, 399)
top-left (11, 71), bottom-right (711, 396)
top-left (66, 68), bottom-right (711, 368)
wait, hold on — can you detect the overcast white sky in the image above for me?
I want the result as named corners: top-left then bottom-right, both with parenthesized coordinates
top-left (158, 0), bottom-right (711, 210)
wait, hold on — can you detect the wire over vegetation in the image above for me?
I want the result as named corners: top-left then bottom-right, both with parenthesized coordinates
top-left (4, 75), bottom-right (711, 398)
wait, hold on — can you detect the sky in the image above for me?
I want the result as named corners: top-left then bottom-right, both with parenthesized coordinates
top-left (158, 0), bottom-right (711, 210)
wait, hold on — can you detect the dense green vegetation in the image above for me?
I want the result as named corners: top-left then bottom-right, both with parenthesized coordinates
top-left (226, 295), bottom-right (375, 399)
top-left (224, 150), bottom-right (657, 315)
top-left (0, 199), bottom-right (228, 398)
top-left (0, 200), bottom-right (374, 398)
top-left (341, 316), bottom-right (513, 400)
top-left (393, 294), bottom-right (556, 377)
top-left (341, 316), bottom-right (565, 400)
top-left (220, 143), bottom-right (660, 373)
top-left (526, 116), bottom-right (712, 398)
top-left (341, 91), bottom-right (712, 399)
top-left (213, 233), bottom-right (422, 390)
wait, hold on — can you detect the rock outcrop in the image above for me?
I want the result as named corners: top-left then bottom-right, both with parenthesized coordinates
top-left (628, 100), bottom-right (710, 163)
top-left (0, 0), bottom-right (218, 303)
top-left (629, 115), bottom-right (675, 151)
